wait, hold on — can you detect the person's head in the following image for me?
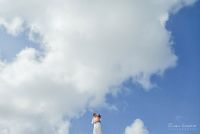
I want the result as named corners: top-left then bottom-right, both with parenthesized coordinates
top-left (92, 113), bottom-right (101, 122)
top-left (93, 112), bottom-right (98, 117)
top-left (97, 114), bottom-right (101, 119)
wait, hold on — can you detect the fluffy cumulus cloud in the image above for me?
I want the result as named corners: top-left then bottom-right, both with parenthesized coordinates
top-left (0, 0), bottom-right (196, 134)
top-left (124, 119), bottom-right (149, 134)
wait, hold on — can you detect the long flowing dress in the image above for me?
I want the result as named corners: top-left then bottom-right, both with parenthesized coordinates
top-left (93, 122), bottom-right (102, 134)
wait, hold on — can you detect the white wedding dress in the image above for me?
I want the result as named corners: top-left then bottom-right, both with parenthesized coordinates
top-left (92, 118), bottom-right (102, 134)
top-left (93, 122), bottom-right (102, 134)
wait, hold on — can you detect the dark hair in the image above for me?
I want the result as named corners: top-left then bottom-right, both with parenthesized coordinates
top-left (93, 112), bottom-right (101, 118)
top-left (97, 114), bottom-right (101, 118)
top-left (93, 112), bottom-right (97, 117)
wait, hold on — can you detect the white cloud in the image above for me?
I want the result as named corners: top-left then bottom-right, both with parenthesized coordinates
top-left (0, 0), bottom-right (197, 134)
top-left (124, 119), bottom-right (149, 134)
top-left (0, 17), bottom-right (23, 36)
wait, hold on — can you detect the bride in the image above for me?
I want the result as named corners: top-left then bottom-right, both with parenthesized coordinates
top-left (92, 113), bottom-right (102, 134)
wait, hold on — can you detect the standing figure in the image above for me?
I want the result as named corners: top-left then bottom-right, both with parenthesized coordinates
top-left (92, 113), bottom-right (102, 134)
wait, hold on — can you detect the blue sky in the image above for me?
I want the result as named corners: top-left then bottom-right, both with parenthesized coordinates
top-left (0, 29), bottom-right (41, 62)
top-left (69, 1), bottom-right (200, 134)
top-left (0, 1), bottom-right (199, 134)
